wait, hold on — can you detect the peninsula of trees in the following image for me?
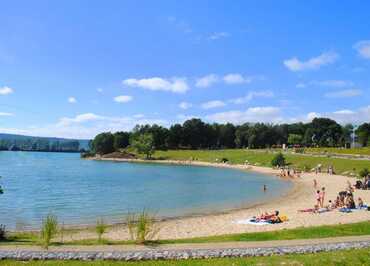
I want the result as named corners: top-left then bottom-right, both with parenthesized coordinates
top-left (91, 118), bottom-right (370, 155)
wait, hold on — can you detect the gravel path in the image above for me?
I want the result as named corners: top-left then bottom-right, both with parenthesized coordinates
top-left (1, 235), bottom-right (370, 261)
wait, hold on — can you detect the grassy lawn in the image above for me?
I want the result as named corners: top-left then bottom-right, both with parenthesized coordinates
top-left (305, 147), bottom-right (370, 156)
top-left (0, 248), bottom-right (369, 265)
top-left (153, 149), bottom-right (370, 175)
top-left (2, 221), bottom-right (370, 246)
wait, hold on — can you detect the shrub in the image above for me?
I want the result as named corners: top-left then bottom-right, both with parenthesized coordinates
top-left (221, 157), bottom-right (229, 163)
top-left (126, 210), bottom-right (159, 244)
top-left (359, 168), bottom-right (369, 178)
top-left (40, 214), bottom-right (58, 249)
top-left (0, 224), bottom-right (5, 240)
top-left (95, 218), bottom-right (107, 243)
top-left (271, 152), bottom-right (286, 167)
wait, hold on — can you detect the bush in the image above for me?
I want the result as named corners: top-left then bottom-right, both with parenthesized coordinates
top-left (271, 152), bottom-right (286, 167)
top-left (359, 168), bottom-right (369, 178)
top-left (221, 157), bottom-right (229, 163)
top-left (40, 214), bottom-right (58, 249)
top-left (95, 218), bottom-right (107, 243)
top-left (126, 210), bottom-right (159, 244)
top-left (0, 224), bottom-right (5, 240)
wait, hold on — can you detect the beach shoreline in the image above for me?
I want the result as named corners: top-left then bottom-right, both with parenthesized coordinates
top-left (56, 157), bottom-right (370, 241)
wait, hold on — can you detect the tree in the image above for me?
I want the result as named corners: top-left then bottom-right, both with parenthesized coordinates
top-left (131, 133), bottom-right (155, 159)
top-left (356, 123), bottom-right (370, 147)
top-left (113, 132), bottom-right (130, 150)
top-left (287, 134), bottom-right (303, 145)
top-left (92, 132), bottom-right (115, 155)
top-left (271, 153), bottom-right (286, 167)
top-left (0, 176), bottom-right (3, 194)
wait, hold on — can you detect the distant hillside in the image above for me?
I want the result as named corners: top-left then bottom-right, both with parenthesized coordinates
top-left (0, 133), bottom-right (90, 152)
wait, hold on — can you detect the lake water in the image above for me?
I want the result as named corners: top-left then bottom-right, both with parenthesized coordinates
top-left (0, 151), bottom-right (292, 229)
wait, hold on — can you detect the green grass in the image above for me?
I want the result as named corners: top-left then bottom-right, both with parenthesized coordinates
top-left (153, 149), bottom-right (370, 175)
top-left (305, 147), bottom-right (370, 156)
top-left (2, 221), bottom-right (370, 246)
top-left (0, 247), bottom-right (369, 265)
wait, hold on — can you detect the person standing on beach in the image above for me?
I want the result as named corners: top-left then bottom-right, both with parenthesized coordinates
top-left (320, 187), bottom-right (326, 207)
top-left (263, 184), bottom-right (267, 192)
top-left (316, 190), bottom-right (321, 207)
top-left (313, 179), bottom-right (317, 188)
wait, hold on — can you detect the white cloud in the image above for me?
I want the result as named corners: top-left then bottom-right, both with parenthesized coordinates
top-left (230, 90), bottom-right (274, 104)
top-left (206, 106), bottom-right (281, 124)
top-left (0, 113), bottom-right (169, 139)
top-left (123, 77), bottom-right (189, 93)
top-left (133, 114), bottom-right (145, 118)
top-left (0, 86), bottom-right (14, 95)
top-left (178, 101), bottom-right (192, 109)
top-left (324, 89), bottom-right (362, 98)
top-left (97, 88), bottom-right (103, 93)
top-left (313, 80), bottom-right (354, 88)
top-left (195, 74), bottom-right (219, 88)
top-left (353, 40), bottom-right (370, 59)
top-left (0, 112), bottom-right (14, 117)
top-left (201, 100), bottom-right (226, 109)
top-left (284, 52), bottom-right (339, 71)
top-left (333, 109), bottom-right (355, 115)
top-left (223, 73), bottom-right (252, 84)
top-left (208, 32), bottom-right (230, 40)
top-left (68, 97), bottom-right (77, 103)
top-left (114, 95), bottom-right (133, 103)
top-left (306, 112), bottom-right (321, 121)
top-left (296, 83), bottom-right (306, 88)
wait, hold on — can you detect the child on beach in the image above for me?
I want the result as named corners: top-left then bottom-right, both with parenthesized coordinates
top-left (358, 197), bottom-right (366, 208)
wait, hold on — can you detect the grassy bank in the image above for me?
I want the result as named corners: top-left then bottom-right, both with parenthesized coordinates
top-left (305, 147), bottom-right (370, 156)
top-left (2, 221), bottom-right (370, 246)
top-left (153, 149), bottom-right (369, 175)
top-left (0, 247), bottom-right (369, 265)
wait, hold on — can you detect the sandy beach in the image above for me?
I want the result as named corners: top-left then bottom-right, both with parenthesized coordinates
top-left (64, 158), bottom-right (370, 241)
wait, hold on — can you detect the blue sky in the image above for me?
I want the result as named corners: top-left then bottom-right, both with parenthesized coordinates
top-left (0, 0), bottom-right (370, 139)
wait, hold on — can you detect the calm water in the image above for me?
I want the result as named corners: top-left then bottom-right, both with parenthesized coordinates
top-left (0, 151), bottom-right (292, 229)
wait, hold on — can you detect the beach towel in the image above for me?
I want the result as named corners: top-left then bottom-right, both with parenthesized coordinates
top-left (234, 218), bottom-right (270, 225)
top-left (339, 208), bottom-right (352, 213)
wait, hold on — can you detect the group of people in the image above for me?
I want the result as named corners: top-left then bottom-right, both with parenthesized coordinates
top-left (355, 175), bottom-right (370, 190)
top-left (278, 167), bottom-right (301, 178)
top-left (314, 164), bottom-right (335, 175)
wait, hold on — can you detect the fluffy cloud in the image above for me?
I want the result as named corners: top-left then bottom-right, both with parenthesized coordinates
top-left (1, 113), bottom-right (169, 139)
top-left (353, 40), bottom-right (370, 59)
top-left (0, 112), bottom-right (14, 116)
top-left (324, 89), bottom-right (362, 98)
top-left (230, 90), bottom-right (274, 104)
top-left (0, 86), bottom-right (14, 95)
top-left (195, 74), bottom-right (219, 88)
top-left (114, 95), bottom-right (133, 103)
top-left (123, 77), bottom-right (189, 93)
top-left (201, 100), bottom-right (226, 109)
top-left (196, 73), bottom-right (252, 88)
top-left (178, 101), bottom-right (192, 109)
top-left (284, 52), bottom-right (339, 71)
top-left (206, 106), bottom-right (281, 124)
top-left (313, 80), bottom-right (354, 87)
top-left (208, 32), bottom-right (230, 40)
top-left (223, 73), bottom-right (252, 84)
top-left (68, 97), bottom-right (77, 103)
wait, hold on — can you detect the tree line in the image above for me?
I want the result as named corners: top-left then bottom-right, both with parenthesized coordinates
top-left (91, 118), bottom-right (370, 155)
top-left (0, 138), bottom-right (83, 152)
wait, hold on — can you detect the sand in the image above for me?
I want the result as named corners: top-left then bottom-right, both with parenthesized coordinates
top-left (63, 158), bottom-right (370, 241)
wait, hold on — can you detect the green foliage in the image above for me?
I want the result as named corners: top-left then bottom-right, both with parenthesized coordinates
top-left (0, 224), bottom-right (5, 240)
top-left (40, 214), bottom-right (58, 249)
top-left (359, 168), bottom-right (369, 178)
top-left (271, 152), bottom-right (286, 167)
top-left (95, 218), bottom-right (108, 243)
top-left (0, 176), bottom-right (3, 195)
top-left (287, 134), bottom-right (303, 145)
top-left (113, 132), bottom-right (130, 150)
top-left (92, 132), bottom-right (115, 155)
top-left (130, 133), bottom-right (155, 159)
top-left (126, 210), bottom-right (159, 244)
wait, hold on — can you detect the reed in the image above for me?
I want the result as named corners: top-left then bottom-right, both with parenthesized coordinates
top-left (40, 214), bottom-right (58, 249)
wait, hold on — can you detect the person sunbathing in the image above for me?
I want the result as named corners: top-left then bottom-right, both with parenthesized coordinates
top-left (257, 210), bottom-right (279, 221)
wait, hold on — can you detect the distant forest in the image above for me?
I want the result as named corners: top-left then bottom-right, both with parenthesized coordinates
top-left (0, 133), bottom-right (90, 152)
top-left (91, 118), bottom-right (370, 154)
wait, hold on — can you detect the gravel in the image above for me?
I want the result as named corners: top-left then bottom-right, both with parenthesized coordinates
top-left (0, 241), bottom-right (369, 261)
